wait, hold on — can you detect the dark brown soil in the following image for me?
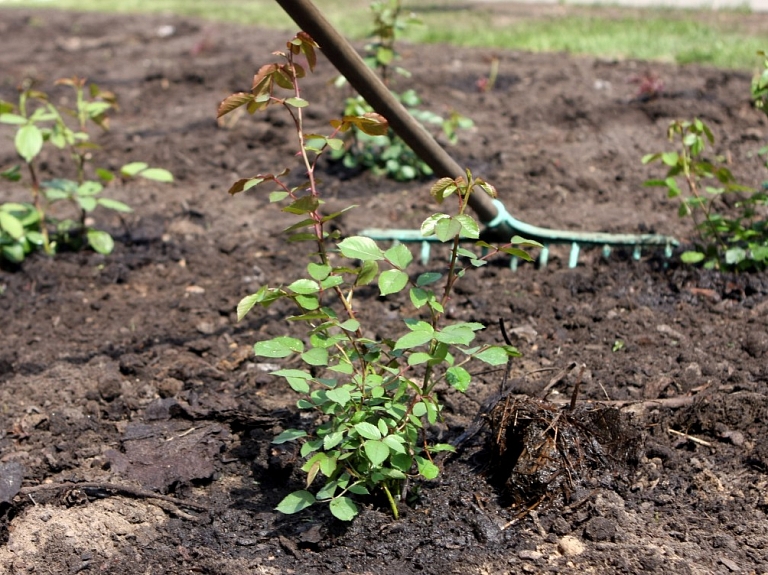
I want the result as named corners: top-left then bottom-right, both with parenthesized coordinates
top-left (1, 7), bottom-right (768, 575)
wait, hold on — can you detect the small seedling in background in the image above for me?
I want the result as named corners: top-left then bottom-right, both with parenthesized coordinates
top-left (331, 0), bottom-right (473, 181)
top-left (630, 70), bottom-right (665, 100)
top-left (476, 56), bottom-right (500, 93)
top-left (643, 118), bottom-right (767, 270)
top-left (219, 33), bottom-right (538, 521)
top-left (751, 50), bottom-right (768, 190)
top-left (0, 77), bottom-right (173, 263)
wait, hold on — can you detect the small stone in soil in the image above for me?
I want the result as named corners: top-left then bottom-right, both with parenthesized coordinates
top-left (558, 535), bottom-right (585, 557)
top-left (584, 517), bottom-right (616, 542)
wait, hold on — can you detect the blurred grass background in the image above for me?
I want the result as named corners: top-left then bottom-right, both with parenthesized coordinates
top-left (0, 0), bottom-right (765, 69)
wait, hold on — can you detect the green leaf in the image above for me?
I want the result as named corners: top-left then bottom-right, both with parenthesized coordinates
top-left (415, 456), bottom-right (439, 480)
top-left (407, 352), bottom-right (432, 366)
top-left (435, 217), bottom-right (462, 242)
top-left (428, 443), bottom-right (456, 453)
top-left (394, 329), bottom-right (434, 350)
top-left (725, 247), bottom-right (747, 265)
top-left (276, 490), bottom-right (315, 514)
top-left (86, 229), bottom-right (114, 254)
top-left (307, 263), bottom-right (331, 281)
top-left (355, 259), bottom-right (379, 286)
top-left (288, 278), bottom-right (320, 294)
top-left (378, 269), bottom-right (409, 296)
top-left (435, 326), bottom-right (476, 346)
top-left (77, 181), bottom-right (103, 196)
top-left (326, 138), bottom-right (344, 151)
top-left (338, 236), bottom-right (385, 261)
top-left (2, 243), bottom-right (26, 263)
top-left (316, 480), bottom-right (339, 501)
top-left (321, 275), bottom-right (344, 289)
top-left (420, 213), bottom-right (449, 237)
top-left (272, 428), bottom-right (307, 444)
top-left (364, 440), bottom-right (390, 467)
top-left (409, 287), bottom-right (430, 308)
top-left (384, 244), bottom-right (413, 269)
top-left (382, 435), bottom-right (406, 454)
top-left (0, 113), bottom-right (26, 125)
top-left (272, 368), bottom-right (313, 393)
top-left (96, 198), bottom-right (133, 213)
top-left (455, 214), bottom-right (479, 239)
top-left (283, 195), bottom-right (319, 215)
top-left (323, 430), bottom-right (345, 450)
top-left (326, 387), bottom-right (351, 406)
top-left (680, 251), bottom-right (705, 264)
top-left (354, 422), bottom-right (382, 440)
top-left (237, 287), bottom-right (268, 320)
top-left (347, 484), bottom-right (369, 495)
top-left (430, 177), bottom-right (457, 203)
top-left (301, 347), bottom-right (328, 366)
top-left (120, 162), bottom-right (148, 177)
top-left (300, 438), bottom-right (322, 457)
top-left (137, 167), bottom-right (173, 182)
top-left (15, 124), bottom-right (43, 163)
top-left (665, 177), bottom-right (682, 198)
top-left (412, 402), bottom-right (427, 417)
top-left (1, 164), bottom-right (21, 182)
top-left (253, 336), bottom-right (304, 358)
top-left (285, 97), bottom-right (309, 108)
top-left (474, 346), bottom-right (512, 366)
top-left (661, 152), bottom-right (679, 167)
top-left (269, 191), bottom-right (289, 203)
top-left (329, 496), bottom-right (358, 521)
top-left (339, 319), bottom-right (360, 332)
top-left (77, 196), bottom-right (98, 212)
top-left (416, 272), bottom-right (441, 287)
top-left (446, 366), bottom-right (471, 392)
top-left (390, 453), bottom-right (412, 473)
top-left (0, 212), bottom-right (24, 240)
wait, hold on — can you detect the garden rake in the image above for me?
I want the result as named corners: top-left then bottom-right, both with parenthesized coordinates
top-left (274, 0), bottom-right (679, 268)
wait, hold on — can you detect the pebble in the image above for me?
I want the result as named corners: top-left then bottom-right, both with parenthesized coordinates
top-left (584, 517), bottom-right (616, 542)
top-left (719, 556), bottom-right (740, 572)
top-left (97, 373), bottom-right (123, 402)
top-left (558, 535), bottom-right (585, 556)
top-left (518, 549), bottom-right (543, 561)
top-left (157, 377), bottom-right (183, 398)
top-left (550, 517), bottom-right (571, 536)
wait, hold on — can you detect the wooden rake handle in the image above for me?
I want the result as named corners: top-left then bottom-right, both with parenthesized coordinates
top-left (273, 0), bottom-right (503, 227)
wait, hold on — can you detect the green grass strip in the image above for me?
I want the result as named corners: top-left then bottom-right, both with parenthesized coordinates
top-left (1, 0), bottom-right (764, 69)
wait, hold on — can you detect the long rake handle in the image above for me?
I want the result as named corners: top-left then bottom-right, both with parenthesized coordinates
top-left (273, 0), bottom-right (502, 227)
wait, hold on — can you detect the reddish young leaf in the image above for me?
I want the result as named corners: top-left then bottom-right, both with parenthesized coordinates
top-left (217, 92), bottom-right (254, 118)
top-left (252, 63), bottom-right (277, 91)
top-left (227, 173), bottom-right (277, 195)
top-left (273, 66), bottom-right (295, 90)
top-left (355, 113), bottom-right (389, 136)
top-left (297, 32), bottom-right (318, 72)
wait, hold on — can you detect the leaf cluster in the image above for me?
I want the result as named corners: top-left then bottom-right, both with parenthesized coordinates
top-left (331, 91), bottom-right (473, 181)
top-left (221, 36), bottom-right (536, 521)
top-left (242, 176), bottom-right (525, 522)
top-left (643, 116), bottom-right (767, 271)
top-left (0, 79), bottom-right (173, 263)
top-left (329, 1), bottom-right (473, 182)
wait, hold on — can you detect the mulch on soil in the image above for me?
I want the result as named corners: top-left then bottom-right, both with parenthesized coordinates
top-left (1, 7), bottom-right (767, 574)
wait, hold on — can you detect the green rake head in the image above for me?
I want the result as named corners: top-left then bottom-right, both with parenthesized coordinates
top-left (362, 200), bottom-right (679, 269)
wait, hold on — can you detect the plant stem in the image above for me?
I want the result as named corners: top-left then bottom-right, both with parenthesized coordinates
top-left (26, 162), bottom-right (51, 253)
top-left (382, 483), bottom-right (399, 519)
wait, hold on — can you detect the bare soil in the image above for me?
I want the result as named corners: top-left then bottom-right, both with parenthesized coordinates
top-left (1, 7), bottom-right (767, 575)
